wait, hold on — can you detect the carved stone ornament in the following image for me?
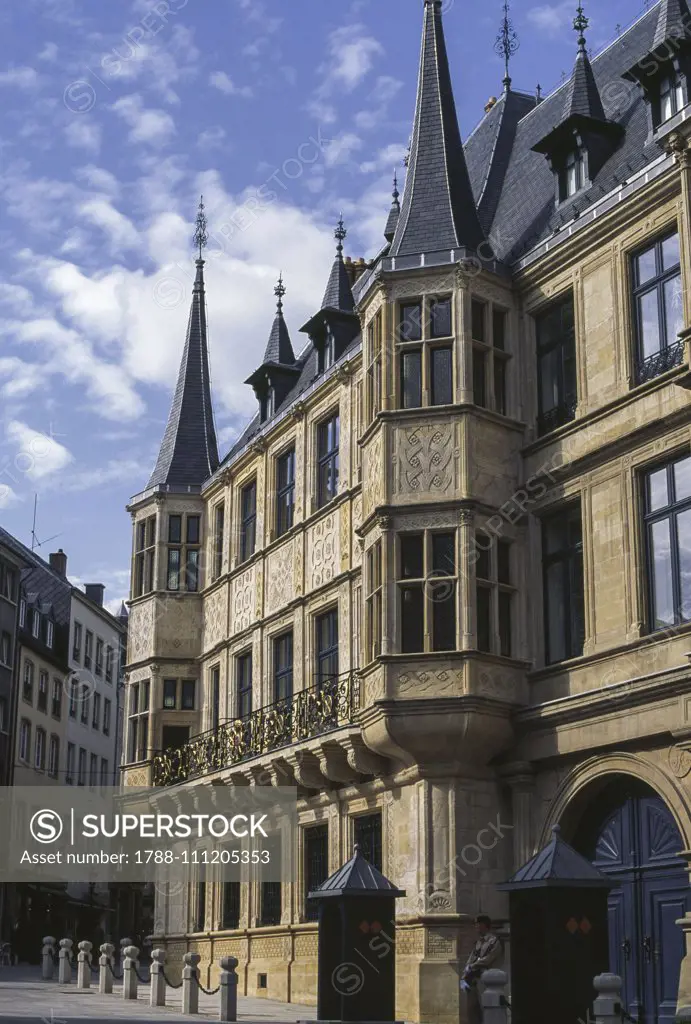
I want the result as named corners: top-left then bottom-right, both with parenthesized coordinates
top-left (669, 744), bottom-right (691, 779)
top-left (291, 401), bottom-right (306, 422)
top-left (250, 437), bottom-right (267, 456)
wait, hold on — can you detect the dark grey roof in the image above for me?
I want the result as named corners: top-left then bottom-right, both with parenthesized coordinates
top-left (464, 2), bottom-right (665, 262)
top-left (498, 826), bottom-right (612, 891)
top-left (147, 259), bottom-right (219, 489)
top-left (390, 0), bottom-right (484, 257)
top-left (308, 846), bottom-right (406, 900)
top-left (563, 49), bottom-right (606, 122)
top-left (261, 309), bottom-right (296, 367)
top-left (321, 254), bottom-right (356, 314)
top-left (653, 0), bottom-right (690, 50)
top-left (384, 176), bottom-right (401, 242)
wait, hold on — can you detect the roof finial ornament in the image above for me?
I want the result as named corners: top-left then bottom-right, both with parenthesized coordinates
top-left (494, 0), bottom-right (519, 91)
top-left (536, 83), bottom-right (542, 102)
top-left (392, 169), bottom-right (400, 205)
top-left (573, 2), bottom-right (589, 53)
top-left (335, 215), bottom-right (347, 258)
top-left (193, 194), bottom-right (208, 261)
top-left (274, 272), bottom-right (286, 314)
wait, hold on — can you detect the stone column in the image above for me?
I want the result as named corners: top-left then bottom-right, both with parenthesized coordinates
top-left (219, 956), bottom-right (239, 1022)
top-left (182, 951), bottom-right (201, 1014)
top-left (41, 937), bottom-right (56, 980)
top-left (380, 284), bottom-right (392, 411)
top-left (502, 762), bottom-right (535, 870)
top-left (455, 268), bottom-right (473, 405)
top-left (122, 945), bottom-right (139, 1001)
top-left (150, 948), bottom-right (166, 1007)
top-left (99, 943), bottom-right (114, 995)
top-left (666, 134), bottom-right (691, 326)
top-left (459, 508), bottom-right (475, 651)
top-left (593, 973), bottom-right (623, 1024)
top-left (58, 938), bottom-right (72, 984)
top-left (76, 941), bottom-right (92, 989)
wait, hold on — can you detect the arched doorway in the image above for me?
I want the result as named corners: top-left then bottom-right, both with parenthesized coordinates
top-left (570, 777), bottom-right (689, 1024)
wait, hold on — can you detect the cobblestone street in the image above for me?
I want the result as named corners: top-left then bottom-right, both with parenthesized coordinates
top-left (0, 967), bottom-right (313, 1023)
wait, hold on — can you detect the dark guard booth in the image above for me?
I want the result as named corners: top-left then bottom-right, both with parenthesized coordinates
top-left (307, 844), bottom-right (405, 1023)
top-left (498, 825), bottom-right (612, 1024)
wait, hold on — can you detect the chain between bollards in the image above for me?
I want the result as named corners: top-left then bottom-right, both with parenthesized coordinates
top-left (161, 966), bottom-right (184, 989)
top-left (192, 972), bottom-right (221, 996)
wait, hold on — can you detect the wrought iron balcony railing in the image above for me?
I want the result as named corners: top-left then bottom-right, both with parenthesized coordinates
top-left (537, 394), bottom-right (577, 436)
top-left (152, 671), bottom-right (361, 787)
top-left (635, 338), bottom-right (684, 385)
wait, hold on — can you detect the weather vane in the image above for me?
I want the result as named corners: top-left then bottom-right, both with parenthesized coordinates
top-left (275, 273), bottom-right (286, 313)
top-left (193, 195), bottom-right (209, 260)
top-left (574, 3), bottom-right (589, 52)
top-left (335, 215), bottom-right (347, 257)
top-left (494, 0), bottom-right (520, 89)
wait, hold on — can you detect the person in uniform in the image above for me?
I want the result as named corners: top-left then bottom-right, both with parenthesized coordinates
top-left (461, 915), bottom-right (503, 1024)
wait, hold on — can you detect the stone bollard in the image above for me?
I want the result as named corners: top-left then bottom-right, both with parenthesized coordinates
top-left (219, 956), bottom-right (239, 1022)
top-left (119, 937), bottom-right (132, 964)
top-left (122, 945), bottom-right (140, 1001)
top-left (150, 948), bottom-right (166, 1007)
top-left (182, 952), bottom-right (201, 1015)
top-left (41, 937), bottom-right (56, 981)
top-left (99, 943), bottom-right (115, 995)
top-left (481, 970), bottom-right (509, 1024)
top-left (58, 938), bottom-right (73, 985)
top-left (593, 973), bottom-right (624, 1024)
top-left (77, 941), bottom-right (93, 990)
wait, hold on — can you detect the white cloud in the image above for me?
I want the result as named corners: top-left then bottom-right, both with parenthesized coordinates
top-left (0, 483), bottom-right (20, 509)
top-left (5, 420), bottom-right (74, 481)
top-left (64, 119), bottom-right (102, 154)
top-left (78, 198), bottom-right (140, 253)
top-left (323, 132), bottom-right (363, 168)
top-left (75, 165), bottom-right (121, 197)
top-left (354, 75), bottom-right (403, 131)
top-left (38, 42), bottom-right (58, 62)
top-left (0, 357), bottom-right (44, 400)
top-left (0, 67), bottom-right (39, 89)
top-left (111, 93), bottom-right (175, 146)
top-left (527, 2), bottom-right (574, 34)
top-left (197, 126), bottom-right (227, 149)
top-left (360, 142), bottom-right (408, 175)
top-left (209, 71), bottom-right (253, 98)
top-left (326, 25), bottom-right (383, 91)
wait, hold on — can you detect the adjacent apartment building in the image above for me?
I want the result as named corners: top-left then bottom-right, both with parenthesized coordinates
top-left (121, 1), bottom-right (691, 1021)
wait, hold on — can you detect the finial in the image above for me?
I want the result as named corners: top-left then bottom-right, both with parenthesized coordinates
top-left (551, 824), bottom-right (562, 836)
top-left (392, 170), bottom-right (400, 205)
top-left (536, 83), bottom-right (542, 102)
top-left (193, 195), bottom-right (208, 261)
top-left (573, 3), bottom-right (589, 53)
top-left (494, 0), bottom-right (519, 91)
top-left (335, 215), bottom-right (347, 258)
top-left (354, 842), bottom-right (361, 854)
top-left (274, 273), bottom-right (286, 314)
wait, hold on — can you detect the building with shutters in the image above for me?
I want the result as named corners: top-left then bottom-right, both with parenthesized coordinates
top-left (121, 1), bottom-right (691, 1020)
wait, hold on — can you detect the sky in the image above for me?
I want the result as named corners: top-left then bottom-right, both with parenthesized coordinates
top-left (0, 0), bottom-right (651, 611)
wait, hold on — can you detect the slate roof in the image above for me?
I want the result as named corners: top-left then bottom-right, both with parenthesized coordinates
top-left (147, 259), bottom-right (219, 489)
top-left (308, 845), bottom-right (406, 900)
top-left (384, 175), bottom-right (401, 243)
top-left (563, 49), bottom-right (606, 123)
top-left (390, 0), bottom-right (485, 256)
top-left (498, 825), bottom-right (612, 890)
top-left (321, 252), bottom-right (356, 315)
top-left (653, 0), bottom-right (691, 52)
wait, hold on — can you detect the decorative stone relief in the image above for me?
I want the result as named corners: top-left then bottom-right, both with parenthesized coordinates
top-left (394, 423), bottom-right (455, 498)
top-left (393, 511), bottom-right (459, 532)
top-left (266, 540), bottom-right (295, 616)
top-left (231, 565), bottom-right (256, 634)
top-left (391, 273), bottom-right (455, 301)
top-left (340, 502), bottom-right (351, 572)
top-left (363, 432), bottom-right (384, 519)
top-left (352, 496), bottom-right (363, 568)
top-left (669, 744), bottom-right (691, 779)
top-left (128, 601), bottom-right (155, 663)
top-left (363, 668), bottom-right (386, 705)
top-left (396, 668), bottom-right (465, 698)
top-left (203, 587), bottom-right (227, 653)
top-left (294, 537), bottom-right (304, 598)
top-left (307, 512), bottom-right (340, 591)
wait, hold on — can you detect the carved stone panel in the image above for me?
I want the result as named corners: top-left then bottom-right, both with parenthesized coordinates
top-left (266, 539), bottom-right (295, 616)
top-left (231, 565), bottom-right (257, 635)
top-left (203, 587), bottom-right (228, 654)
top-left (393, 422), bottom-right (457, 501)
top-left (307, 511), bottom-right (340, 592)
top-left (127, 601), bottom-right (155, 664)
top-left (159, 598), bottom-right (203, 659)
top-left (363, 430), bottom-right (384, 519)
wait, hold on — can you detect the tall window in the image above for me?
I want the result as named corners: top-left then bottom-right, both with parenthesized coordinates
top-left (211, 666), bottom-right (220, 732)
top-left (222, 880), bottom-right (241, 930)
top-left (167, 514), bottom-right (201, 591)
top-left (32, 609), bottom-right (40, 639)
top-left (398, 297), bottom-right (453, 408)
top-left (476, 538), bottom-right (514, 657)
top-left (163, 679), bottom-right (177, 709)
top-left (213, 502), bottom-right (225, 581)
top-left (237, 653), bottom-right (252, 719)
top-left (274, 632), bottom-right (293, 703)
top-left (472, 302), bottom-right (510, 414)
top-left (103, 697), bottom-right (111, 736)
top-left (80, 690), bottom-right (90, 725)
top-left (95, 638), bottom-right (104, 677)
top-left (543, 504), bottom-right (585, 664)
top-left (69, 678), bottom-right (78, 718)
top-left (365, 541), bottom-right (383, 663)
top-left (536, 293), bottom-right (577, 435)
top-left (397, 532), bottom-right (457, 654)
top-left (317, 414), bottom-right (340, 508)
top-left (84, 630), bottom-right (93, 670)
top-left (0, 632), bottom-right (11, 667)
top-left (37, 671), bottom-right (48, 713)
top-left (276, 449), bottom-right (296, 538)
top-left (46, 620), bottom-right (54, 649)
top-left (100, 758), bottom-right (109, 789)
top-left (304, 824), bottom-right (329, 921)
top-left (35, 728), bottom-right (46, 771)
top-left (48, 735), bottom-right (59, 778)
top-left (105, 646), bottom-right (114, 683)
top-left (181, 680), bottom-right (196, 710)
top-left (134, 515), bottom-right (156, 597)
top-left (660, 70), bottom-right (685, 124)
top-left (560, 148), bottom-right (585, 200)
top-left (260, 837), bottom-right (281, 927)
top-left (354, 813), bottom-right (382, 872)
top-left (78, 747), bottom-right (87, 786)
top-left (51, 678), bottom-right (62, 719)
top-left (92, 692), bottom-right (101, 730)
top-left (240, 482), bottom-right (257, 563)
top-left (644, 452), bottom-right (691, 629)
top-left (315, 609), bottom-right (339, 685)
top-left (22, 660), bottom-right (34, 703)
top-left (90, 753), bottom-right (98, 788)
top-left (73, 621), bottom-right (82, 662)
top-left (632, 230), bottom-right (683, 384)
top-left (366, 311), bottom-right (383, 422)
top-left (66, 742), bottom-right (75, 784)
top-left (19, 720), bottom-right (30, 762)
top-left (128, 681), bottom-right (150, 762)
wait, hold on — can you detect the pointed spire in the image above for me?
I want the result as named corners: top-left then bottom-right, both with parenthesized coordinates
top-left (321, 217), bottom-right (355, 314)
top-left (494, 0), bottom-right (519, 92)
top-left (260, 274), bottom-right (295, 367)
top-left (147, 202), bottom-right (219, 490)
top-left (562, 3), bottom-right (605, 122)
top-left (653, 0), bottom-right (691, 52)
top-left (384, 170), bottom-right (401, 243)
top-left (390, 0), bottom-right (484, 258)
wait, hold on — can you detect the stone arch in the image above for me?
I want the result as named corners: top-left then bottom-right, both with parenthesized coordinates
top-left (539, 751), bottom-right (691, 851)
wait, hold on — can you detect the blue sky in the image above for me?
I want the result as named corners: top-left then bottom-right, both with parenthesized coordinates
top-left (0, 0), bottom-right (647, 609)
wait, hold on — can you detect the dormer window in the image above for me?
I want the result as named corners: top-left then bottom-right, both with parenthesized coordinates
top-left (561, 148), bottom-right (586, 200)
top-left (660, 70), bottom-right (685, 124)
top-left (318, 330), bottom-right (336, 374)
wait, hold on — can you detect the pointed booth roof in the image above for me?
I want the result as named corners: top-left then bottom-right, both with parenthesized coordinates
top-left (497, 825), bottom-right (612, 891)
top-left (624, 0), bottom-right (691, 81)
top-left (147, 256), bottom-right (219, 489)
top-left (308, 845), bottom-right (406, 901)
top-left (245, 275), bottom-right (298, 388)
top-left (300, 218), bottom-right (358, 337)
top-left (389, 0), bottom-right (484, 258)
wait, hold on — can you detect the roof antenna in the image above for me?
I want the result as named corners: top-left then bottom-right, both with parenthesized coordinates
top-left (31, 494), bottom-right (61, 552)
top-left (494, 0), bottom-right (519, 92)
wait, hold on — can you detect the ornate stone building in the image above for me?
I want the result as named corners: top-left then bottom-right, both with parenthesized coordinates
top-left (123, 1), bottom-right (691, 1020)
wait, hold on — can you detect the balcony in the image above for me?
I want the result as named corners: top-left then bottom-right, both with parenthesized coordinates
top-left (636, 338), bottom-right (684, 385)
top-left (152, 672), bottom-right (361, 787)
top-left (537, 395), bottom-right (577, 436)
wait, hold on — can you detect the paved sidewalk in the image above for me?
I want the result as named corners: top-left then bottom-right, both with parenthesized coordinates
top-left (0, 967), bottom-right (314, 1022)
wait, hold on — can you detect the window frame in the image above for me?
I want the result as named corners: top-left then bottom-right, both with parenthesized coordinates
top-left (396, 531), bottom-right (459, 654)
top-left (37, 670), bottom-right (48, 714)
top-left (315, 607), bottom-right (339, 686)
top-left (542, 503), bottom-right (585, 665)
top-left (396, 295), bottom-right (455, 410)
top-left (134, 515), bottom-right (156, 598)
top-left (631, 228), bottom-right (683, 385)
top-left (365, 540), bottom-right (383, 665)
top-left (236, 652), bottom-right (252, 720)
top-left (471, 300), bottom-right (510, 414)
top-left (642, 452), bottom-right (691, 632)
top-left (19, 719), bottom-right (31, 762)
top-left (475, 536), bottom-right (515, 658)
top-left (22, 660), bottom-right (34, 704)
top-left (212, 501), bottom-right (225, 581)
top-left (316, 412), bottom-right (340, 510)
top-left (34, 727), bottom-right (46, 772)
top-left (48, 735), bottom-right (59, 778)
top-left (239, 480), bottom-right (257, 564)
top-left (103, 697), bottom-right (111, 736)
top-left (273, 631), bottom-right (294, 704)
top-left (127, 680), bottom-right (150, 763)
top-left (535, 291), bottom-right (577, 435)
top-left (166, 513), bottom-right (201, 592)
top-left (276, 447), bottom-right (296, 539)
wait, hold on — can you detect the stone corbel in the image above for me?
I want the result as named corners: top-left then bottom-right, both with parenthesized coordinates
top-left (291, 401), bottom-right (306, 422)
top-left (284, 751), bottom-right (327, 791)
top-left (342, 735), bottom-right (387, 777)
top-left (250, 437), bottom-right (267, 457)
top-left (315, 741), bottom-right (360, 785)
top-left (334, 361), bottom-right (352, 384)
